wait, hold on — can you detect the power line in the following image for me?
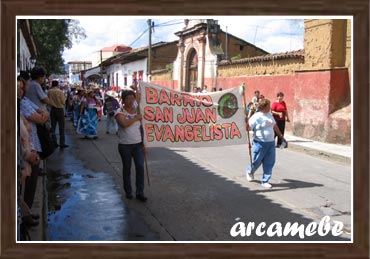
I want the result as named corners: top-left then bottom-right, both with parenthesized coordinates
top-left (154, 19), bottom-right (182, 26)
top-left (128, 20), bottom-right (182, 48)
top-left (128, 28), bottom-right (149, 47)
top-left (154, 21), bottom-right (183, 27)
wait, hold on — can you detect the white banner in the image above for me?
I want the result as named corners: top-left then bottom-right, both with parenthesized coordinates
top-left (139, 82), bottom-right (247, 148)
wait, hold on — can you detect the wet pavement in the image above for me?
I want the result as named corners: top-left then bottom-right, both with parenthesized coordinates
top-left (43, 118), bottom-right (159, 241)
top-left (46, 155), bottom-right (127, 241)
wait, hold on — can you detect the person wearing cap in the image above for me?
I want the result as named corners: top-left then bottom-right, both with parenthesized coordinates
top-left (103, 91), bottom-right (120, 134)
top-left (115, 90), bottom-right (147, 202)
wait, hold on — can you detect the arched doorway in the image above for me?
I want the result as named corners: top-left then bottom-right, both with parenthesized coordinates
top-left (185, 48), bottom-right (198, 92)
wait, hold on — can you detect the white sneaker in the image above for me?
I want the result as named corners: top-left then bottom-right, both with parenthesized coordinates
top-left (246, 173), bottom-right (254, 182)
top-left (261, 182), bottom-right (272, 188)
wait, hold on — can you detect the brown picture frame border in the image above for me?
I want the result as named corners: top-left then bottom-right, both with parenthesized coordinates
top-left (2, 0), bottom-right (369, 258)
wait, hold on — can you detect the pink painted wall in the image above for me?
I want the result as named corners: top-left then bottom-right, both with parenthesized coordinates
top-left (217, 75), bottom-right (296, 132)
top-left (151, 69), bottom-right (351, 144)
top-left (329, 69), bottom-right (350, 113)
top-left (294, 69), bottom-right (350, 143)
top-left (151, 80), bottom-right (175, 90)
top-left (217, 69), bottom-right (350, 143)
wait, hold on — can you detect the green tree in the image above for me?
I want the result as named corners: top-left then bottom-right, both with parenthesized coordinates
top-left (29, 19), bottom-right (86, 76)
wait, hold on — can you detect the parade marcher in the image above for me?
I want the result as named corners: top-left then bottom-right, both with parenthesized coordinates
top-left (271, 91), bottom-right (290, 148)
top-left (251, 90), bottom-right (261, 104)
top-left (94, 86), bottom-right (103, 121)
top-left (103, 90), bottom-right (120, 134)
top-left (115, 90), bottom-right (147, 202)
top-left (65, 85), bottom-right (75, 120)
top-left (47, 80), bottom-right (68, 148)
top-left (248, 93), bottom-right (265, 119)
top-left (96, 98), bottom-right (103, 121)
top-left (73, 87), bottom-right (85, 128)
top-left (76, 89), bottom-right (98, 139)
top-left (201, 85), bottom-right (208, 93)
top-left (246, 99), bottom-right (286, 188)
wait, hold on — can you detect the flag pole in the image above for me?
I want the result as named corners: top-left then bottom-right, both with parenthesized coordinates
top-left (242, 83), bottom-right (253, 170)
top-left (136, 83), bottom-right (151, 187)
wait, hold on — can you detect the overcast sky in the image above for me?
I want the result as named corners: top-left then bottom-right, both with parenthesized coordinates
top-left (61, 16), bottom-right (305, 63)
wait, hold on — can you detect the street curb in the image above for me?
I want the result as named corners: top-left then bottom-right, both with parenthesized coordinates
top-left (42, 174), bottom-right (48, 241)
top-left (286, 142), bottom-right (351, 165)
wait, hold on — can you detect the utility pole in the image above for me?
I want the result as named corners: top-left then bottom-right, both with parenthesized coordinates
top-left (100, 50), bottom-right (103, 86)
top-left (225, 26), bottom-right (229, 60)
top-left (147, 19), bottom-right (152, 82)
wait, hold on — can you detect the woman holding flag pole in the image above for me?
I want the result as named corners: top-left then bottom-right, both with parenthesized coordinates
top-left (115, 89), bottom-right (148, 202)
top-left (242, 84), bottom-right (253, 173)
top-left (245, 97), bottom-right (287, 188)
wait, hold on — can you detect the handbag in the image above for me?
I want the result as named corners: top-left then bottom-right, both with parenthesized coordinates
top-left (36, 122), bottom-right (57, 159)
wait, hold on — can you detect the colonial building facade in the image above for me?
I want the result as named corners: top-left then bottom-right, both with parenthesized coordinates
top-left (151, 19), bottom-right (351, 144)
top-left (172, 19), bottom-right (268, 92)
top-left (81, 19), bottom-right (350, 144)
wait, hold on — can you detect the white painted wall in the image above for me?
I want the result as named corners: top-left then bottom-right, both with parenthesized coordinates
top-left (105, 58), bottom-right (148, 88)
top-left (18, 32), bottom-right (31, 71)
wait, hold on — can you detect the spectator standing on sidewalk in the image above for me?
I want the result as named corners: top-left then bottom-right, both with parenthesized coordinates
top-left (103, 90), bottom-right (120, 135)
top-left (19, 73), bottom-right (49, 209)
top-left (17, 76), bottom-right (40, 239)
top-left (26, 66), bottom-right (50, 111)
top-left (271, 91), bottom-right (290, 148)
top-left (115, 90), bottom-right (147, 202)
top-left (47, 80), bottom-right (68, 148)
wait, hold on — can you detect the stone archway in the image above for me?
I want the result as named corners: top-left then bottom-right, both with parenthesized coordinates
top-left (185, 48), bottom-right (198, 92)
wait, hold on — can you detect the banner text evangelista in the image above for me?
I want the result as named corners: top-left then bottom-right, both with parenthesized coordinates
top-left (144, 123), bottom-right (242, 143)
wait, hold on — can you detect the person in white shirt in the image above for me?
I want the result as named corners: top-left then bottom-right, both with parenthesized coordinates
top-left (246, 99), bottom-right (286, 188)
top-left (201, 85), bottom-right (208, 93)
top-left (115, 90), bottom-right (147, 202)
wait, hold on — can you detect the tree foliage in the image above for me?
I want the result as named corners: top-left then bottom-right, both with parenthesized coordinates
top-left (29, 19), bottom-right (86, 76)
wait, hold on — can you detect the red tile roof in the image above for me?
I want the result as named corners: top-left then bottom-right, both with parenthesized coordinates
top-left (101, 44), bottom-right (132, 52)
top-left (219, 49), bottom-right (304, 65)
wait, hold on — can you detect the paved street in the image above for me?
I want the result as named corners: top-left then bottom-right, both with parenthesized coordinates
top-left (43, 116), bottom-right (351, 242)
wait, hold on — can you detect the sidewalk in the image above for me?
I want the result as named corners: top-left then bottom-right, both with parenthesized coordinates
top-left (25, 128), bottom-right (351, 241)
top-left (25, 162), bottom-right (47, 241)
top-left (283, 132), bottom-right (351, 163)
